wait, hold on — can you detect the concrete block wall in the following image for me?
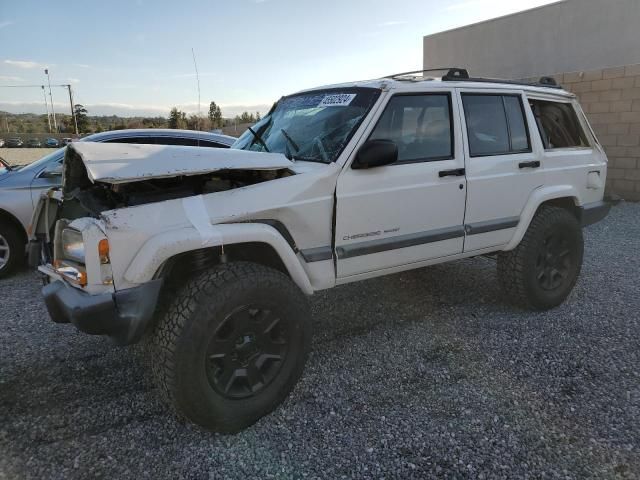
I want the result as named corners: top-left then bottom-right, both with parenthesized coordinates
top-left (549, 64), bottom-right (640, 201)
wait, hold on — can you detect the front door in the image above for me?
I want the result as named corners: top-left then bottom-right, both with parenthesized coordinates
top-left (335, 91), bottom-right (467, 279)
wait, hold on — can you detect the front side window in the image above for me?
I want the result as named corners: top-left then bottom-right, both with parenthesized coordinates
top-left (368, 94), bottom-right (453, 163)
top-left (462, 94), bottom-right (531, 157)
top-left (529, 99), bottom-right (589, 149)
top-left (232, 88), bottom-right (381, 163)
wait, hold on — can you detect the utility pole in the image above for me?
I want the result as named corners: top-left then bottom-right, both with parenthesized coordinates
top-left (41, 85), bottom-right (52, 133)
top-left (66, 84), bottom-right (79, 135)
top-left (44, 69), bottom-right (57, 132)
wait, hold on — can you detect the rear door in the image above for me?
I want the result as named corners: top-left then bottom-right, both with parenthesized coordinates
top-left (457, 89), bottom-right (544, 252)
top-left (335, 90), bottom-right (467, 279)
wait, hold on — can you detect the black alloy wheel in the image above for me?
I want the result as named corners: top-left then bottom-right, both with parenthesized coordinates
top-left (536, 233), bottom-right (572, 291)
top-left (206, 305), bottom-right (290, 399)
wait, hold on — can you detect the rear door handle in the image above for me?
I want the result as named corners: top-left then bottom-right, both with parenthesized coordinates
top-left (439, 168), bottom-right (465, 178)
top-left (519, 160), bottom-right (541, 169)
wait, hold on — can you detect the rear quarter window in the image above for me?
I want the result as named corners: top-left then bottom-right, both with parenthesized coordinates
top-left (529, 99), bottom-right (589, 149)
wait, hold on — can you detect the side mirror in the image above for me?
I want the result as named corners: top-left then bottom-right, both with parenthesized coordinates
top-left (352, 139), bottom-right (398, 169)
top-left (40, 163), bottom-right (63, 178)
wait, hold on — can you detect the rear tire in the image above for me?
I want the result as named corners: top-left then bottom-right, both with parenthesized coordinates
top-left (0, 222), bottom-right (24, 279)
top-left (497, 206), bottom-right (583, 310)
top-left (145, 261), bottom-right (311, 432)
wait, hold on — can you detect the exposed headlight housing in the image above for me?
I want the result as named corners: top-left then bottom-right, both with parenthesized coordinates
top-left (61, 228), bottom-right (85, 263)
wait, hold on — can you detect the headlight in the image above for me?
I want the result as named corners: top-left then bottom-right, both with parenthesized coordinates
top-left (61, 228), bottom-right (85, 263)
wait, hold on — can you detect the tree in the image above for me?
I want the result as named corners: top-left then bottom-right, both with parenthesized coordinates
top-left (187, 114), bottom-right (211, 131)
top-left (256, 111), bottom-right (261, 121)
top-left (208, 101), bottom-right (223, 129)
top-left (168, 107), bottom-right (187, 129)
top-left (239, 111), bottom-right (256, 123)
top-left (74, 104), bottom-right (89, 133)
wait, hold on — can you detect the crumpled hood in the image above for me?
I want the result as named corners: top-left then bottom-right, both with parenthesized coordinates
top-left (67, 142), bottom-right (292, 184)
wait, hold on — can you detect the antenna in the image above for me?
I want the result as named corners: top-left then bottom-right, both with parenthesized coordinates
top-left (191, 47), bottom-right (201, 131)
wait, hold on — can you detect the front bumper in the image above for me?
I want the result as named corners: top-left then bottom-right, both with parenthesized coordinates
top-left (42, 279), bottom-right (163, 345)
top-left (578, 200), bottom-right (611, 227)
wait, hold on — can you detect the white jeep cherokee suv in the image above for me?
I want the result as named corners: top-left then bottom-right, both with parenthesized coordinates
top-left (30, 69), bottom-right (610, 432)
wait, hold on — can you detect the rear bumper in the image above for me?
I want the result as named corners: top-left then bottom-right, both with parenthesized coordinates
top-left (579, 200), bottom-right (611, 227)
top-left (42, 279), bottom-right (163, 345)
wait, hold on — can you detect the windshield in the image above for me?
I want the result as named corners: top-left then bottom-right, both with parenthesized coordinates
top-left (19, 147), bottom-right (65, 172)
top-left (232, 88), bottom-right (381, 163)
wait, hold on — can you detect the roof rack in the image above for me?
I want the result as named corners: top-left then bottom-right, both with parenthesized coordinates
top-left (385, 67), bottom-right (563, 89)
top-left (385, 67), bottom-right (469, 81)
top-left (443, 74), bottom-right (563, 89)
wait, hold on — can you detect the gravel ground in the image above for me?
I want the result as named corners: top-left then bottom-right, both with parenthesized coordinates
top-left (0, 148), bottom-right (52, 166)
top-left (1, 203), bottom-right (638, 479)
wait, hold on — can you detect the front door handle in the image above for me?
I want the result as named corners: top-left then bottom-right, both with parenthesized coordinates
top-left (439, 168), bottom-right (465, 178)
top-left (519, 160), bottom-right (541, 169)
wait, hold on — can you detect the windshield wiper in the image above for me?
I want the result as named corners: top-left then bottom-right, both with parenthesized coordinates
top-left (280, 129), bottom-right (300, 153)
top-left (280, 129), bottom-right (300, 161)
top-left (247, 126), bottom-right (270, 152)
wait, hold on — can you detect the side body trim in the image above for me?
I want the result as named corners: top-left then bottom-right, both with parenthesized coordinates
top-left (336, 225), bottom-right (465, 259)
top-left (334, 216), bottom-right (521, 260)
top-left (300, 246), bottom-right (333, 262)
top-left (465, 216), bottom-right (520, 235)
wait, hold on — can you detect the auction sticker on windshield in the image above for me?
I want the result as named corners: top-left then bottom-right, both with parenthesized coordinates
top-left (318, 93), bottom-right (357, 107)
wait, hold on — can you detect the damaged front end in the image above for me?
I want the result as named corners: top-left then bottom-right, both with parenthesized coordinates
top-left (57, 142), bottom-right (294, 219)
top-left (29, 142), bottom-right (296, 344)
top-left (30, 142), bottom-right (295, 266)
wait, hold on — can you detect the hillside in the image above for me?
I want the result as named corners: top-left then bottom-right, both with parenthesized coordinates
top-left (0, 111), bottom-right (254, 138)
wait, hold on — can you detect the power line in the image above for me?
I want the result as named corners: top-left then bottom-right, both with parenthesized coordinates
top-left (0, 84), bottom-right (73, 88)
top-left (1, 82), bottom-right (78, 134)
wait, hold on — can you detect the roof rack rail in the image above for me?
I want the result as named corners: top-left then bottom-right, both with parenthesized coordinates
top-left (385, 69), bottom-right (562, 89)
top-left (385, 68), bottom-right (469, 80)
top-left (538, 76), bottom-right (558, 87)
top-left (442, 73), bottom-right (563, 89)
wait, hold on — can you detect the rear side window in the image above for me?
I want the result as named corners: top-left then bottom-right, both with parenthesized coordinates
top-left (529, 100), bottom-right (589, 149)
top-left (153, 137), bottom-right (201, 146)
top-left (369, 94), bottom-right (453, 163)
top-left (106, 137), bottom-right (155, 144)
top-left (462, 94), bottom-right (531, 157)
top-left (152, 137), bottom-right (229, 148)
top-left (106, 137), bottom-right (228, 148)
top-left (197, 140), bottom-right (230, 148)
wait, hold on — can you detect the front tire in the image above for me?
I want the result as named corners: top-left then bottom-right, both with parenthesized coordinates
top-left (497, 206), bottom-right (584, 310)
top-left (0, 222), bottom-right (24, 279)
top-left (146, 262), bottom-right (311, 432)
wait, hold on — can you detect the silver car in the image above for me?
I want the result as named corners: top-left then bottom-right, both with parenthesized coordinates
top-left (0, 129), bottom-right (235, 277)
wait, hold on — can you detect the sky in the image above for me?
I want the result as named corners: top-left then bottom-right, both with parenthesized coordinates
top-left (0, 0), bottom-right (559, 118)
